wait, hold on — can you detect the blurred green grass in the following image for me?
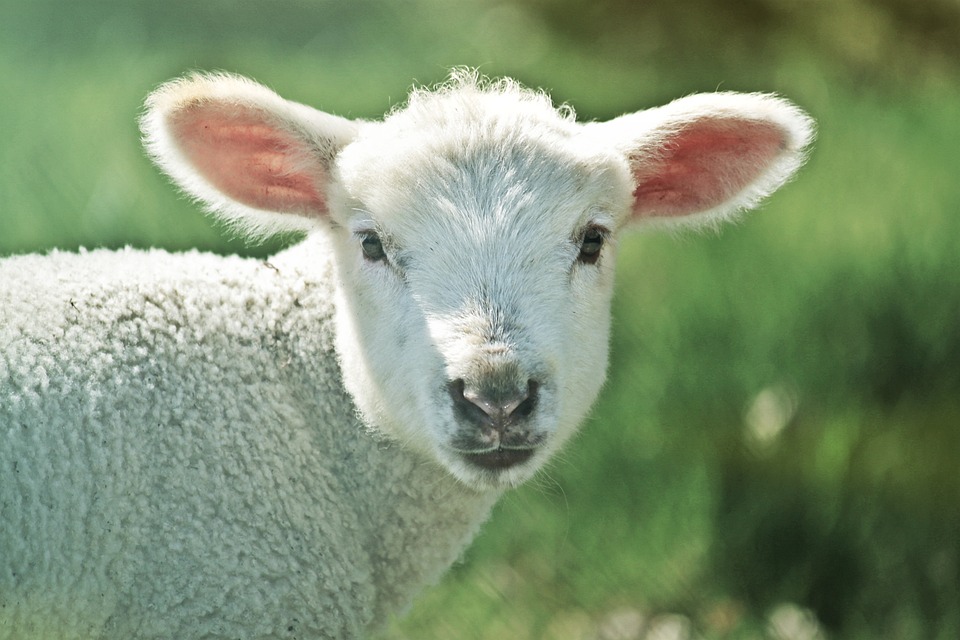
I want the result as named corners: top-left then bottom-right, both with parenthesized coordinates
top-left (2, 1), bottom-right (958, 638)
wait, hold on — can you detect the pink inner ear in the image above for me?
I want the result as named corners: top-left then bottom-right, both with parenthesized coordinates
top-left (170, 103), bottom-right (327, 215)
top-left (632, 118), bottom-right (785, 218)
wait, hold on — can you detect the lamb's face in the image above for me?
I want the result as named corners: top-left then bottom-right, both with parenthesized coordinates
top-left (143, 71), bottom-right (813, 489)
top-left (330, 101), bottom-right (633, 488)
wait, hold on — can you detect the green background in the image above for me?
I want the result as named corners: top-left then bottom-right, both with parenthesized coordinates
top-left (2, 1), bottom-right (958, 638)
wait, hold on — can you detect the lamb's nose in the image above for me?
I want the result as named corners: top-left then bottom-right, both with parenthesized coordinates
top-left (448, 378), bottom-right (539, 432)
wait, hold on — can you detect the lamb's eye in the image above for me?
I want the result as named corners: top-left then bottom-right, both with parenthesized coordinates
top-left (578, 226), bottom-right (605, 264)
top-left (360, 233), bottom-right (386, 262)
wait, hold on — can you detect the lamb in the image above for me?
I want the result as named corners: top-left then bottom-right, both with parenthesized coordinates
top-left (0, 70), bottom-right (814, 639)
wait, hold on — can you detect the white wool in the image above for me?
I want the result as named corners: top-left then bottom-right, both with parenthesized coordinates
top-left (0, 240), bottom-right (497, 638)
top-left (1, 70), bottom-right (814, 638)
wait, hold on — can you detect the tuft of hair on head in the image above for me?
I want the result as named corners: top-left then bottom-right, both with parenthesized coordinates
top-left (396, 67), bottom-right (577, 131)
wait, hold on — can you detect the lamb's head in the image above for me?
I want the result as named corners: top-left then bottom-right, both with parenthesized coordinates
top-left (142, 71), bottom-right (813, 489)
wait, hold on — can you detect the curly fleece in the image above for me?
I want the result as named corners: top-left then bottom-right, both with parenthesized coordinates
top-left (0, 236), bottom-right (497, 639)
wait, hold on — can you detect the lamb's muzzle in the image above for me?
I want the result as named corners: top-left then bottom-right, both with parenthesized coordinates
top-left (448, 378), bottom-right (542, 470)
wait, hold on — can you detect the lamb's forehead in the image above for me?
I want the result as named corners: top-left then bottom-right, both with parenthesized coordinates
top-left (334, 77), bottom-right (626, 227)
top-left (340, 78), bottom-right (581, 172)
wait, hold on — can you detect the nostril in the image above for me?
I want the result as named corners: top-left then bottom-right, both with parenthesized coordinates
top-left (448, 379), bottom-right (493, 427)
top-left (448, 378), bottom-right (540, 429)
top-left (512, 379), bottom-right (539, 420)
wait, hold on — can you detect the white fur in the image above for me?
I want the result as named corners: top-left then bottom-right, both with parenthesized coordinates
top-left (1, 71), bottom-right (813, 638)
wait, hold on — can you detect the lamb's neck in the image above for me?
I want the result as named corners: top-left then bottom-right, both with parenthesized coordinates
top-left (357, 436), bottom-right (502, 628)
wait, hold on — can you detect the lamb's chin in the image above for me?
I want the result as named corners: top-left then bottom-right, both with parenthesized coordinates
top-left (438, 448), bottom-right (542, 490)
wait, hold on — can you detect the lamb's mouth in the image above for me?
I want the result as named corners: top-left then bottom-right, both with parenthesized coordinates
top-left (460, 447), bottom-right (534, 471)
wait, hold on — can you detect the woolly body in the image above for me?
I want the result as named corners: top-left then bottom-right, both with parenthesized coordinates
top-left (1, 71), bottom-right (813, 638)
top-left (0, 239), bottom-right (497, 638)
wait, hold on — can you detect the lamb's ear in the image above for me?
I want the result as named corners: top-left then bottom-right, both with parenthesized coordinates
top-left (592, 92), bottom-right (814, 226)
top-left (141, 73), bottom-right (359, 238)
